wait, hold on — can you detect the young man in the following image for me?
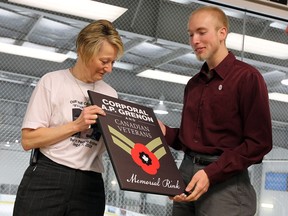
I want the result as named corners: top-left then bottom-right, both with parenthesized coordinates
top-left (159, 6), bottom-right (272, 216)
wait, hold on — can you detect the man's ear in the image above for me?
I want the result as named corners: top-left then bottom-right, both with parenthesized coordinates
top-left (218, 26), bottom-right (227, 41)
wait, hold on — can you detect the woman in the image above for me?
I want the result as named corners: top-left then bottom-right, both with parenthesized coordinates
top-left (13, 19), bottom-right (124, 216)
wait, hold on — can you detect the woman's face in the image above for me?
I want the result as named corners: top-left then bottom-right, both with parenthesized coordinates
top-left (86, 40), bottom-right (118, 82)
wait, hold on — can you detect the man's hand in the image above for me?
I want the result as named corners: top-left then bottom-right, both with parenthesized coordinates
top-left (157, 119), bottom-right (166, 135)
top-left (171, 170), bottom-right (210, 202)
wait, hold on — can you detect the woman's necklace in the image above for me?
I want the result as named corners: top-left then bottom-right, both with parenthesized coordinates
top-left (70, 67), bottom-right (95, 106)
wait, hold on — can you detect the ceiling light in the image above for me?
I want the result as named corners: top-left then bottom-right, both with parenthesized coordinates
top-left (0, 42), bottom-right (68, 62)
top-left (0, 76), bottom-right (26, 85)
top-left (111, 180), bottom-right (117, 185)
top-left (114, 61), bottom-right (134, 70)
top-left (30, 80), bottom-right (38, 87)
top-left (226, 33), bottom-right (288, 60)
top-left (261, 203), bottom-right (274, 209)
top-left (9, 0), bottom-right (127, 22)
top-left (154, 96), bottom-right (168, 115)
top-left (154, 101), bottom-right (169, 115)
top-left (262, 70), bottom-right (286, 85)
top-left (270, 22), bottom-right (287, 30)
top-left (168, 2), bottom-right (243, 19)
top-left (168, 0), bottom-right (193, 4)
top-left (281, 79), bottom-right (288, 86)
top-left (137, 69), bottom-right (191, 85)
top-left (66, 51), bottom-right (77, 60)
top-left (269, 92), bottom-right (288, 103)
top-left (222, 9), bottom-right (244, 19)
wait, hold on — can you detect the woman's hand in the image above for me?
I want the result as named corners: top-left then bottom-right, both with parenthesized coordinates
top-left (21, 105), bottom-right (106, 151)
top-left (74, 105), bottom-right (106, 131)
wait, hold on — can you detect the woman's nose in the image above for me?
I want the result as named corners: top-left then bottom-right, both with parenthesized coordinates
top-left (104, 63), bottom-right (113, 72)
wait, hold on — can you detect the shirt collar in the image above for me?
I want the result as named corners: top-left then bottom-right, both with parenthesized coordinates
top-left (199, 52), bottom-right (236, 80)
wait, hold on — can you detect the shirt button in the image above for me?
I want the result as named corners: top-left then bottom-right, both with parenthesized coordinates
top-left (193, 139), bottom-right (198, 143)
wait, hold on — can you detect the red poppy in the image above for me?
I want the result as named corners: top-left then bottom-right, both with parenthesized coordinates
top-left (131, 143), bottom-right (160, 175)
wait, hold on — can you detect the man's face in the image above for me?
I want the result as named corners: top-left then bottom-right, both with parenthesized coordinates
top-left (187, 11), bottom-right (223, 62)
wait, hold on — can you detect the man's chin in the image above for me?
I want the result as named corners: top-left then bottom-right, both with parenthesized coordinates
top-left (196, 55), bottom-right (205, 62)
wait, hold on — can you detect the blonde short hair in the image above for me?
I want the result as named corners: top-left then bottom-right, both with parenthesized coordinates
top-left (76, 19), bottom-right (124, 65)
top-left (190, 6), bottom-right (229, 31)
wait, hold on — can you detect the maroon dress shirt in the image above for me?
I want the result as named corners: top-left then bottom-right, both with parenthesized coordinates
top-left (165, 52), bottom-right (272, 184)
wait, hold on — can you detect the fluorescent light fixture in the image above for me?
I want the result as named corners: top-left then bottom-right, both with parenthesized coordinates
top-left (269, 92), bottom-right (288, 103)
top-left (226, 33), bottom-right (288, 60)
top-left (9, 0), bottom-right (127, 22)
top-left (30, 80), bottom-right (38, 87)
top-left (0, 77), bottom-right (26, 85)
top-left (0, 37), bottom-right (15, 44)
top-left (154, 100), bottom-right (168, 115)
top-left (168, 1), bottom-right (244, 19)
top-left (168, 0), bottom-right (192, 4)
top-left (262, 70), bottom-right (286, 85)
top-left (137, 69), bottom-right (191, 85)
top-left (270, 22), bottom-right (287, 30)
top-left (4, 142), bottom-right (11, 147)
top-left (223, 9), bottom-right (244, 19)
top-left (154, 95), bottom-right (168, 115)
top-left (66, 51), bottom-right (77, 60)
top-left (114, 61), bottom-right (134, 70)
top-left (261, 203), bottom-right (274, 209)
top-left (281, 79), bottom-right (288, 86)
top-left (111, 180), bottom-right (117, 185)
top-left (0, 42), bottom-right (68, 62)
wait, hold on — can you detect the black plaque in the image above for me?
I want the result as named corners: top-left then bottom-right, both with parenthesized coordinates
top-left (88, 91), bottom-right (185, 196)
